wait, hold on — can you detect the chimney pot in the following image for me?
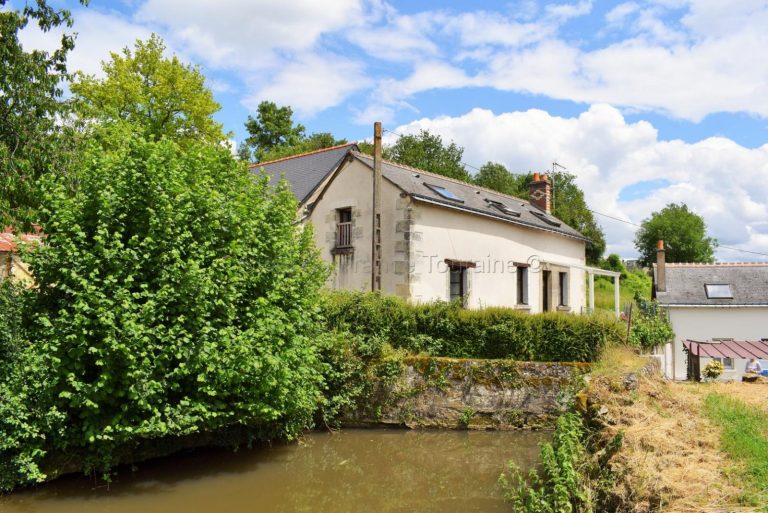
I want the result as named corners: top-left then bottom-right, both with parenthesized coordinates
top-left (529, 171), bottom-right (552, 213)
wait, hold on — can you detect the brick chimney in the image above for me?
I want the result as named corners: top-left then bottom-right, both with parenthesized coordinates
top-left (529, 172), bottom-right (552, 213)
top-left (656, 239), bottom-right (666, 293)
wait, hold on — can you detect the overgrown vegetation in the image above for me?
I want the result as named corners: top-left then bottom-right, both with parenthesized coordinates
top-left (322, 291), bottom-right (624, 362)
top-left (703, 393), bottom-right (768, 509)
top-left (628, 294), bottom-right (674, 350)
top-left (499, 410), bottom-right (623, 513)
top-left (0, 127), bottom-right (329, 492)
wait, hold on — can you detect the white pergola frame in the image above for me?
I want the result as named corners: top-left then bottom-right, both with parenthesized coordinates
top-left (543, 259), bottom-right (623, 317)
top-left (586, 267), bottom-right (622, 317)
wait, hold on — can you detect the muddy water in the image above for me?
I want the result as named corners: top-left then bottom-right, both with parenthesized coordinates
top-left (1, 429), bottom-right (546, 513)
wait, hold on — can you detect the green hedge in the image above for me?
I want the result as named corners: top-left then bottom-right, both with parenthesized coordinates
top-left (321, 291), bottom-right (623, 362)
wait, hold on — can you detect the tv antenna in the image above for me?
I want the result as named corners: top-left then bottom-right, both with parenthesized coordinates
top-left (551, 161), bottom-right (566, 211)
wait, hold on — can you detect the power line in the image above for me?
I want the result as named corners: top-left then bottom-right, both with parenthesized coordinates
top-left (588, 208), bottom-right (768, 258)
top-left (382, 127), bottom-right (768, 259)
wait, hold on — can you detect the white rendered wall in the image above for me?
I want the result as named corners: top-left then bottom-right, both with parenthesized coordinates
top-left (667, 307), bottom-right (768, 380)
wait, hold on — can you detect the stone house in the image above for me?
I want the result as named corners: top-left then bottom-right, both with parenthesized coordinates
top-left (255, 144), bottom-right (616, 313)
top-left (652, 242), bottom-right (768, 380)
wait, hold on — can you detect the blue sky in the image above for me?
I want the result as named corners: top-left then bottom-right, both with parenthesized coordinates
top-left (17, 0), bottom-right (768, 260)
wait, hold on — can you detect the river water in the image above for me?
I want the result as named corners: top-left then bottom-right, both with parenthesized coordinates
top-left (1, 429), bottom-right (546, 513)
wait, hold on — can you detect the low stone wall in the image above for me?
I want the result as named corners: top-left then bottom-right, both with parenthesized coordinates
top-left (343, 357), bottom-right (591, 430)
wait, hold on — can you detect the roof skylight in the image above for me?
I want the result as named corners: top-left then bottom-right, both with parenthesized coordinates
top-left (705, 284), bottom-right (732, 299)
top-left (486, 199), bottom-right (520, 217)
top-left (424, 183), bottom-right (462, 202)
top-left (531, 210), bottom-right (562, 227)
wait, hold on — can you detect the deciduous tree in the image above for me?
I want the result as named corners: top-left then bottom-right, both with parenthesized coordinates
top-left (0, 0), bottom-right (86, 228)
top-left (384, 129), bottom-right (469, 181)
top-left (243, 102), bottom-right (346, 162)
top-left (634, 203), bottom-right (717, 266)
top-left (71, 34), bottom-right (225, 145)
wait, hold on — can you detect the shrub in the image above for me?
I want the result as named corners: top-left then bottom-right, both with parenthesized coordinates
top-left (0, 127), bottom-right (329, 490)
top-left (629, 293), bottom-right (674, 350)
top-left (702, 360), bottom-right (724, 381)
top-left (321, 291), bottom-right (623, 362)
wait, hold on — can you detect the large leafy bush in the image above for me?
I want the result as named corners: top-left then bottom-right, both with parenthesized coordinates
top-left (0, 127), bottom-right (328, 490)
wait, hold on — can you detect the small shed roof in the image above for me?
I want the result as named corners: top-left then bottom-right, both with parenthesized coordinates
top-left (683, 339), bottom-right (768, 359)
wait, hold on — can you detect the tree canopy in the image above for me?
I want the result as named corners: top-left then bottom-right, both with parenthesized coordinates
top-left (243, 101), bottom-right (346, 162)
top-left (0, 0), bottom-right (86, 228)
top-left (383, 129), bottom-right (469, 181)
top-left (71, 34), bottom-right (225, 145)
top-left (634, 203), bottom-right (717, 266)
top-left (473, 162), bottom-right (520, 196)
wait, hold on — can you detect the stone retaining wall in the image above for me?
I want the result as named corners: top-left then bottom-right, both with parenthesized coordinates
top-left (343, 356), bottom-right (591, 430)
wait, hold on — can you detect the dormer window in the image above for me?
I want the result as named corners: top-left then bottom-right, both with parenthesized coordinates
top-left (705, 284), bottom-right (732, 299)
top-left (425, 183), bottom-right (463, 202)
top-left (531, 210), bottom-right (561, 227)
top-left (486, 199), bottom-right (520, 217)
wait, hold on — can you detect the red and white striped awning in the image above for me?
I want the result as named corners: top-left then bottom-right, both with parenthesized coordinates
top-left (683, 339), bottom-right (768, 359)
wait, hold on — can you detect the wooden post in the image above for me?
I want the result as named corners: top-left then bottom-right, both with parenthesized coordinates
top-left (371, 122), bottom-right (382, 291)
top-left (588, 272), bottom-right (594, 313)
top-left (614, 274), bottom-right (620, 318)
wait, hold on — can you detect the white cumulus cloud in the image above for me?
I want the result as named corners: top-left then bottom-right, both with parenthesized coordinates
top-left (390, 104), bottom-right (768, 261)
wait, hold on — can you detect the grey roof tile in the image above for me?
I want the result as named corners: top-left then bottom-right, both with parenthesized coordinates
top-left (655, 263), bottom-right (768, 305)
top-left (253, 144), bottom-right (588, 242)
top-left (248, 143), bottom-right (358, 203)
top-left (351, 152), bottom-right (588, 242)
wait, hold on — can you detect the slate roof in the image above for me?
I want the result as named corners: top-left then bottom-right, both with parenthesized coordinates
top-left (252, 144), bottom-right (588, 242)
top-left (248, 143), bottom-right (359, 204)
top-left (350, 152), bottom-right (588, 242)
top-left (655, 263), bottom-right (768, 306)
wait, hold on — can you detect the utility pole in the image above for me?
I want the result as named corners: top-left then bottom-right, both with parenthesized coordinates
top-left (371, 122), bottom-right (382, 291)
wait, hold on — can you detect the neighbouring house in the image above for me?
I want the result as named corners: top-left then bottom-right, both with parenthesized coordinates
top-left (652, 241), bottom-right (768, 380)
top-left (254, 144), bottom-right (620, 313)
top-left (0, 229), bottom-right (41, 284)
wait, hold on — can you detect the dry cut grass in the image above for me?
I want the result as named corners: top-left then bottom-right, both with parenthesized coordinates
top-left (708, 381), bottom-right (768, 416)
top-left (589, 347), bottom-right (745, 513)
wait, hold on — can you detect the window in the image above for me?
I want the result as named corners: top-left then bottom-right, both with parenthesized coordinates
top-left (449, 264), bottom-right (467, 305)
top-left (336, 207), bottom-right (352, 248)
top-left (705, 284), bottom-right (732, 299)
top-left (559, 272), bottom-right (569, 306)
top-left (486, 199), bottom-right (521, 217)
top-left (516, 265), bottom-right (528, 305)
top-left (713, 357), bottom-right (735, 370)
top-left (425, 183), bottom-right (463, 202)
top-left (531, 210), bottom-right (561, 227)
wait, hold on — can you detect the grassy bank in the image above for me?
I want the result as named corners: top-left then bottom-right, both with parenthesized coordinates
top-left (584, 346), bottom-right (768, 512)
top-left (703, 393), bottom-right (768, 508)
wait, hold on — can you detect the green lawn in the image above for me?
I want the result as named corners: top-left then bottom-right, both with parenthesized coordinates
top-left (589, 271), bottom-right (651, 313)
top-left (703, 393), bottom-right (768, 509)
